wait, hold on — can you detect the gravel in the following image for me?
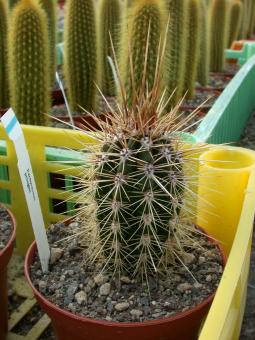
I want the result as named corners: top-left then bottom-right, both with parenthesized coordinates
top-left (0, 206), bottom-right (13, 251)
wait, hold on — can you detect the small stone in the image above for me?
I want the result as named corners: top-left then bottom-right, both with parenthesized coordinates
top-left (151, 301), bottom-right (156, 306)
top-left (69, 222), bottom-right (79, 228)
top-left (75, 291), bottom-right (87, 305)
top-left (177, 283), bottom-right (193, 293)
top-left (99, 283), bottom-right (111, 296)
top-left (94, 274), bottom-right (109, 285)
top-left (198, 256), bottom-right (206, 265)
top-left (183, 253), bottom-right (196, 265)
top-left (130, 309), bottom-right (143, 319)
top-left (206, 275), bottom-right (212, 282)
top-left (115, 302), bottom-right (130, 312)
top-left (193, 282), bottom-right (203, 289)
top-left (50, 247), bottom-right (63, 264)
top-left (67, 283), bottom-right (78, 299)
top-left (105, 316), bottom-right (112, 321)
top-left (38, 280), bottom-right (47, 290)
top-left (120, 276), bottom-right (131, 284)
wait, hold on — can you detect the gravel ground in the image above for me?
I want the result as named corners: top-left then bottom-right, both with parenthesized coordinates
top-left (0, 206), bottom-right (13, 251)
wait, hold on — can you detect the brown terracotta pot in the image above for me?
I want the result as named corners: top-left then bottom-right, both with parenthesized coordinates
top-left (0, 208), bottom-right (16, 340)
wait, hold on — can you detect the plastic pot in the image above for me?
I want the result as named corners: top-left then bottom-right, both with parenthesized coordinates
top-left (25, 236), bottom-right (225, 340)
top-left (0, 208), bottom-right (16, 340)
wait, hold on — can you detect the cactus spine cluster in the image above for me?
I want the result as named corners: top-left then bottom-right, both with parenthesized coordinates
top-left (209, 0), bottom-right (229, 72)
top-left (119, 0), bottom-right (168, 106)
top-left (167, 0), bottom-right (188, 106)
top-left (64, 0), bottom-right (98, 112)
top-left (0, 0), bottom-right (9, 108)
top-left (8, 0), bottom-right (50, 125)
top-left (40, 0), bottom-right (56, 85)
top-left (197, 0), bottom-right (210, 86)
top-left (99, 0), bottom-right (121, 96)
top-left (183, 0), bottom-right (201, 99)
top-left (228, 0), bottom-right (243, 47)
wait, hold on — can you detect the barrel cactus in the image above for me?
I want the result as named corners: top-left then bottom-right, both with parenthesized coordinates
top-left (98, 0), bottom-right (121, 96)
top-left (0, 0), bottom-right (9, 108)
top-left (183, 0), bottom-right (201, 98)
top-left (8, 0), bottom-right (50, 125)
top-left (167, 0), bottom-right (188, 106)
top-left (64, 0), bottom-right (98, 112)
top-left (119, 0), bottom-right (168, 106)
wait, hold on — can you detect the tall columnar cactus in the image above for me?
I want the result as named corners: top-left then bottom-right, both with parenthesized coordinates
top-left (209, 0), bottom-right (229, 72)
top-left (228, 0), bottom-right (243, 48)
top-left (40, 0), bottom-right (56, 85)
top-left (247, 0), bottom-right (255, 37)
top-left (8, 0), bottom-right (50, 125)
top-left (0, 0), bottom-right (9, 108)
top-left (98, 0), bottom-right (121, 96)
top-left (197, 0), bottom-right (210, 86)
top-left (183, 0), bottom-right (201, 99)
top-left (167, 0), bottom-right (188, 106)
top-left (64, 0), bottom-right (98, 112)
top-left (119, 0), bottom-right (168, 106)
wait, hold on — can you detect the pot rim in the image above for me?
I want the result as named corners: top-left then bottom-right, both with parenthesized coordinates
top-left (0, 206), bottom-right (16, 259)
top-left (25, 227), bottom-right (226, 328)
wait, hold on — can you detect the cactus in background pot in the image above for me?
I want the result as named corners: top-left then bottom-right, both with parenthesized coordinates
top-left (228, 0), bottom-right (243, 47)
top-left (197, 0), bottom-right (210, 87)
top-left (183, 0), bottom-right (201, 99)
top-left (98, 0), bottom-right (121, 97)
top-left (167, 0), bottom-right (188, 106)
top-left (40, 0), bottom-right (56, 85)
top-left (64, 0), bottom-right (98, 112)
top-left (119, 0), bottom-right (168, 106)
top-left (8, 0), bottom-right (50, 125)
top-left (0, 0), bottom-right (9, 108)
top-left (209, 0), bottom-right (229, 72)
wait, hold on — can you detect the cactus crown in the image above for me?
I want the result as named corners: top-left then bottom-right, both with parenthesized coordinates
top-left (78, 31), bottom-right (201, 279)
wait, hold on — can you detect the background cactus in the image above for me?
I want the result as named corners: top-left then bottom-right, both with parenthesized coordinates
top-left (8, 0), bottom-right (50, 125)
top-left (0, 0), bottom-right (9, 108)
top-left (119, 0), bottom-right (168, 106)
top-left (209, 0), bottom-right (229, 72)
top-left (98, 0), bottom-right (121, 97)
top-left (228, 0), bottom-right (243, 48)
top-left (9, 0), bottom-right (20, 9)
top-left (197, 0), bottom-right (210, 87)
top-left (40, 0), bottom-right (56, 85)
top-left (64, 0), bottom-right (98, 112)
top-left (167, 0), bottom-right (188, 106)
top-left (183, 0), bottom-right (201, 99)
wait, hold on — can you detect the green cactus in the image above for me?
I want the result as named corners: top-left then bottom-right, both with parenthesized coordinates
top-left (8, 0), bottom-right (50, 125)
top-left (40, 0), bottom-right (56, 85)
top-left (119, 0), bottom-right (168, 106)
top-left (167, 0), bottom-right (188, 106)
top-left (9, 0), bottom-right (20, 9)
top-left (98, 0), bottom-right (121, 96)
top-left (209, 0), bottom-right (229, 72)
top-left (197, 0), bottom-right (210, 87)
top-left (64, 0), bottom-right (98, 112)
top-left (183, 0), bottom-right (201, 99)
top-left (247, 0), bottom-right (255, 37)
top-left (228, 0), bottom-right (243, 47)
top-left (0, 0), bottom-right (9, 108)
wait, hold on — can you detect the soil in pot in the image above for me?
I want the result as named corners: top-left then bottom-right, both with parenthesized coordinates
top-left (27, 219), bottom-right (224, 340)
top-left (0, 207), bottom-right (13, 251)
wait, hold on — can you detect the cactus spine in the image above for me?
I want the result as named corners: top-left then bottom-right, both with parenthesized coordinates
top-left (197, 0), bottom-right (210, 87)
top-left (209, 0), bottom-right (229, 72)
top-left (64, 0), bottom-right (98, 112)
top-left (8, 0), bottom-right (50, 125)
top-left (183, 0), bottom-right (201, 99)
top-left (40, 0), bottom-right (56, 85)
top-left (119, 0), bottom-right (168, 106)
top-left (228, 1), bottom-right (243, 47)
top-left (0, 0), bottom-right (9, 108)
top-left (98, 0), bottom-right (121, 96)
top-left (167, 0), bottom-right (188, 106)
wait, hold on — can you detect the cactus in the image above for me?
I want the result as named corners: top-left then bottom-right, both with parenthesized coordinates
top-left (197, 0), bottom-right (210, 86)
top-left (209, 0), bottom-right (229, 72)
top-left (247, 0), bottom-right (255, 37)
top-left (64, 0), bottom-right (98, 112)
top-left (80, 42), bottom-right (200, 278)
top-left (40, 0), bottom-right (56, 85)
top-left (8, 0), bottom-right (50, 125)
top-left (183, 0), bottom-right (201, 99)
top-left (119, 0), bottom-right (168, 106)
top-left (167, 0), bottom-right (188, 106)
top-left (98, 0), bottom-right (121, 96)
top-left (0, 0), bottom-right (9, 108)
top-left (9, 0), bottom-right (20, 9)
top-left (228, 0), bottom-right (243, 48)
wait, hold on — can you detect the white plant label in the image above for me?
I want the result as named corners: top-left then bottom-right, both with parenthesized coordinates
top-left (1, 109), bottom-right (50, 272)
